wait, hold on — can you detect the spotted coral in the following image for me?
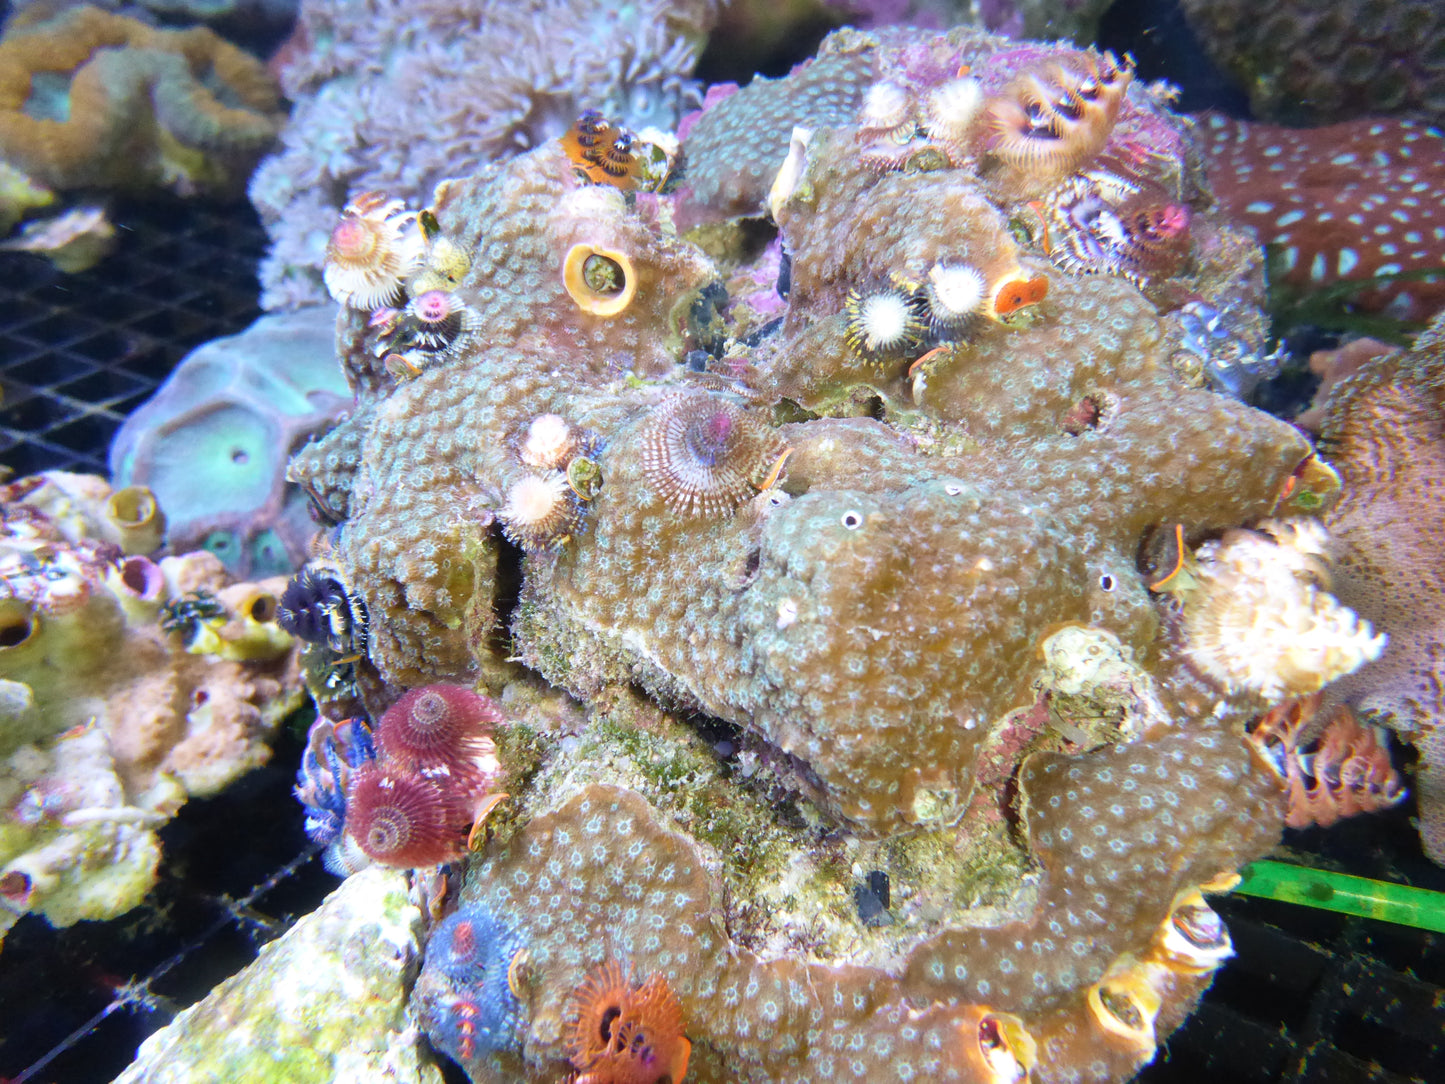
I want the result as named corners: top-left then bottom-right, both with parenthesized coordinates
top-left (1178, 0), bottom-right (1445, 125)
top-left (1197, 113), bottom-right (1445, 323)
top-left (280, 24), bottom-right (1357, 1083)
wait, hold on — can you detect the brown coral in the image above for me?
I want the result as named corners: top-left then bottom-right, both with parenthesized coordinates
top-left (417, 749), bottom-right (1282, 1082)
top-left (1319, 315), bottom-right (1445, 861)
top-left (293, 26), bottom-right (1366, 1084)
top-left (0, 5), bottom-right (282, 194)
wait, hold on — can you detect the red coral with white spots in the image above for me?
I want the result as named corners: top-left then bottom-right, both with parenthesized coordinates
top-left (1197, 113), bottom-right (1445, 321)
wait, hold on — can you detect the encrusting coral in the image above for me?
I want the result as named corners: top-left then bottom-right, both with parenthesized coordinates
top-left (0, 473), bottom-right (302, 943)
top-left (1177, 0), bottom-right (1445, 126)
top-left (0, 4), bottom-right (282, 195)
top-left (1317, 312), bottom-right (1445, 863)
top-left (273, 23), bottom-right (1412, 1084)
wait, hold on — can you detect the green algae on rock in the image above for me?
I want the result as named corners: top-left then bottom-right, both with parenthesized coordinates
top-left (113, 868), bottom-right (440, 1084)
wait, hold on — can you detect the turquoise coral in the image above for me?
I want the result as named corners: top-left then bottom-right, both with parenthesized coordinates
top-left (110, 309), bottom-right (352, 579)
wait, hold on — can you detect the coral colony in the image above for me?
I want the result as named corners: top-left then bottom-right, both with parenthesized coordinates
top-left (263, 20), bottom-right (1439, 1084)
top-left (8, 5), bottom-right (1441, 1081)
top-left (0, 475), bottom-right (301, 942)
top-left (0, 6), bottom-right (282, 196)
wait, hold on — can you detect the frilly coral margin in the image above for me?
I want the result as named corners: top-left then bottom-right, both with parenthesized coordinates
top-left (0, 5), bottom-right (282, 195)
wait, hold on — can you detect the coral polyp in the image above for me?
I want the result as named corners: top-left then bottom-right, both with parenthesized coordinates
top-left (564, 960), bottom-right (691, 1084)
top-left (843, 286), bottom-right (928, 365)
top-left (345, 765), bottom-right (468, 868)
top-left (638, 392), bottom-right (787, 519)
top-left (322, 192), bottom-right (425, 310)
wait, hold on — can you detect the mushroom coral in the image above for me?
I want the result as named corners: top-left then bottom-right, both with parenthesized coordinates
top-left (0, 4), bottom-right (283, 195)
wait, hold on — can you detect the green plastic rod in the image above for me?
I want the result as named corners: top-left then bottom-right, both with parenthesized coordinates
top-left (1234, 860), bottom-right (1445, 934)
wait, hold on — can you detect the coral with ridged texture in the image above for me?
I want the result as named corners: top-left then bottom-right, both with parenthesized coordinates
top-left (1318, 312), bottom-right (1445, 862)
top-left (0, 5), bottom-right (282, 195)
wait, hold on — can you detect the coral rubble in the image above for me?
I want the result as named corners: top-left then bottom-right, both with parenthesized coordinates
top-left (277, 25), bottom-right (1405, 1083)
top-left (113, 867), bottom-right (440, 1084)
top-left (0, 5), bottom-right (282, 195)
top-left (0, 473), bottom-right (302, 942)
